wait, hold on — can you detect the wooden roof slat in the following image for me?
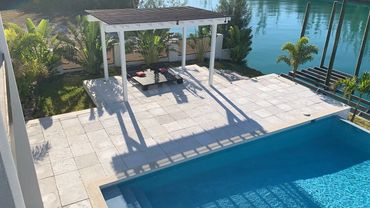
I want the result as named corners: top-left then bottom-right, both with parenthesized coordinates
top-left (86, 6), bottom-right (228, 25)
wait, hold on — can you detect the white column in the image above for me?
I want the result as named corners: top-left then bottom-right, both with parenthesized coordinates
top-left (118, 31), bottom-right (128, 102)
top-left (182, 26), bottom-right (187, 70)
top-left (100, 22), bottom-right (109, 81)
top-left (209, 24), bottom-right (217, 86)
top-left (0, 14), bottom-right (42, 208)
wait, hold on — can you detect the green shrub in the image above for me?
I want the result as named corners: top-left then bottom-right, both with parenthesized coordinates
top-left (226, 25), bottom-right (252, 63)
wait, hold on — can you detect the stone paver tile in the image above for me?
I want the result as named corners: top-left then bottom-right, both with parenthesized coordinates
top-left (145, 124), bottom-right (168, 137)
top-left (29, 133), bottom-right (45, 145)
top-left (27, 123), bottom-right (43, 136)
top-left (155, 114), bottom-right (175, 125)
top-left (39, 177), bottom-right (62, 208)
top-left (52, 158), bottom-right (77, 175)
top-left (55, 171), bottom-right (88, 206)
top-left (70, 141), bottom-right (95, 157)
top-left (162, 121), bottom-right (183, 133)
top-left (60, 118), bottom-right (80, 128)
top-left (253, 109), bottom-right (273, 118)
top-left (35, 163), bottom-right (54, 179)
top-left (143, 146), bottom-right (167, 163)
top-left (49, 147), bottom-right (73, 163)
top-left (42, 121), bottom-right (64, 137)
top-left (67, 135), bottom-right (89, 145)
top-left (100, 117), bottom-right (120, 128)
top-left (79, 165), bottom-right (106, 186)
top-left (74, 153), bottom-right (99, 169)
top-left (63, 200), bottom-right (91, 208)
top-left (151, 133), bottom-right (172, 144)
top-left (82, 121), bottom-right (104, 132)
top-left (87, 130), bottom-right (115, 152)
top-left (121, 151), bottom-right (148, 169)
top-left (176, 118), bottom-right (196, 129)
top-left (63, 125), bottom-right (85, 137)
top-left (148, 107), bottom-right (167, 116)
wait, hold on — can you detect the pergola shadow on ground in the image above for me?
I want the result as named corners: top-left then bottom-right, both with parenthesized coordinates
top-left (26, 64), bottom-right (349, 207)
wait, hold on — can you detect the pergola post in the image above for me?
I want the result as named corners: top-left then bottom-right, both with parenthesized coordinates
top-left (118, 31), bottom-right (128, 102)
top-left (182, 26), bottom-right (187, 70)
top-left (100, 23), bottom-right (109, 81)
top-left (209, 24), bottom-right (217, 86)
top-left (354, 11), bottom-right (370, 77)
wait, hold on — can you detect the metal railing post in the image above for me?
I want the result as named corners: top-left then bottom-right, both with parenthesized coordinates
top-left (320, 1), bottom-right (338, 68)
top-left (325, 0), bottom-right (347, 86)
top-left (300, 1), bottom-right (311, 38)
top-left (354, 11), bottom-right (370, 77)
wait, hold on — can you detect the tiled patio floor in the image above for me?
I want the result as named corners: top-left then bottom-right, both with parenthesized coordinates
top-left (26, 65), bottom-right (349, 208)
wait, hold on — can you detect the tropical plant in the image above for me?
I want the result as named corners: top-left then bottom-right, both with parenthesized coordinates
top-left (5, 18), bottom-right (60, 107)
top-left (188, 27), bottom-right (210, 63)
top-left (217, 0), bottom-right (253, 64)
top-left (5, 18), bottom-right (60, 69)
top-left (136, 29), bottom-right (170, 67)
top-left (334, 72), bottom-right (370, 122)
top-left (276, 37), bottom-right (318, 79)
top-left (57, 15), bottom-right (114, 75)
top-left (226, 25), bottom-right (252, 63)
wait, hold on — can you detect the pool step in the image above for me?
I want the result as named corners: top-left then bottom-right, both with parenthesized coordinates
top-left (131, 187), bottom-right (153, 208)
top-left (121, 187), bottom-right (142, 208)
top-left (103, 186), bottom-right (129, 208)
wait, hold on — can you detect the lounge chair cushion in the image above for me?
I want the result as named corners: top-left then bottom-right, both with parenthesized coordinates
top-left (159, 67), bottom-right (168, 73)
top-left (136, 71), bottom-right (146, 77)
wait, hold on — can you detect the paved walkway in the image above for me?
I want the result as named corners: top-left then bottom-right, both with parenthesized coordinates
top-left (26, 65), bottom-right (348, 208)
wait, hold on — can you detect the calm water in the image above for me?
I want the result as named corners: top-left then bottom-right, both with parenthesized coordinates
top-left (186, 0), bottom-right (370, 75)
top-left (102, 116), bottom-right (370, 207)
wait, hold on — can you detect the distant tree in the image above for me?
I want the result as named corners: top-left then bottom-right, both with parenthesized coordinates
top-left (137, 0), bottom-right (186, 8)
top-left (217, 0), bottom-right (253, 64)
top-left (334, 72), bottom-right (370, 122)
top-left (276, 37), bottom-right (318, 80)
top-left (188, 27), bottom-right (210, 63)
top-left (226, 25), bottom-right (252, 63)
top-left (217, 0), bottom-right (251, 29)
top-left (57, 16), bottom-right (114, 75)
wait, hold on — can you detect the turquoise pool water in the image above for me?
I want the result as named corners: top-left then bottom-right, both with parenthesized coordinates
top-left (175, 0), bottom-right (370, 75)
top-left (102, 116), bottom-right (370, 208)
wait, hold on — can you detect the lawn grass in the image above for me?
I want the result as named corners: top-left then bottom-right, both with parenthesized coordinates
top-left (31, 71), bottom-right (98, 119)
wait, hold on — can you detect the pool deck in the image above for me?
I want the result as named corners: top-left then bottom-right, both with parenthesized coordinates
top-left (26, 65), bottom-right (350, 208)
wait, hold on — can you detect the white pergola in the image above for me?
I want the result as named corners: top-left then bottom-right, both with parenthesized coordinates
top-left (87, 6), bottom-right (230, 101)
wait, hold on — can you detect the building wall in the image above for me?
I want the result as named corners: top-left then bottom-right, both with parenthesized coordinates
top-left (0, 153), bottom-right (16, 208)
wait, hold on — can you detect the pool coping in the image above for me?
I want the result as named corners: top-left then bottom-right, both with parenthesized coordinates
top-left (86, 106), bottom-right (350, 208)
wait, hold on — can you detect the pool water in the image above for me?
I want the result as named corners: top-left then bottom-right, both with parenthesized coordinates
top-left (102, 116), bottom-right (370, 208)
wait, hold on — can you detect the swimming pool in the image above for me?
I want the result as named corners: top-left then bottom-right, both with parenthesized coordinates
top-left (101, 116), bottom-right (370, 208)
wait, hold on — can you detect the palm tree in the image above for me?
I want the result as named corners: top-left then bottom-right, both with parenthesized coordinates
top-left (57, 15), bottom-right (114, 75)
top-left (188, 27), bottom-right (210, 63)
top-left (25, 18), bottom-right (51, 38)
top-left (277, 37), bottom-right (318, 80)
top-left (335, 72), bottom-right (370, 122)
top-left (136, 29), bottom-right (170, 67)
